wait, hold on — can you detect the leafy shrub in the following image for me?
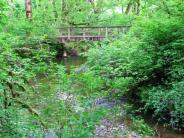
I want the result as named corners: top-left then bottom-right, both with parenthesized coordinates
top-left (142, 81), bottom-right (184, 128)
top-left (70, 71), bottom-right (104, 96)
top-left (131, 117), bottom-right (153, 136)
top-left (87, 4), bottom-right (184, 128)
top-left (0, 2), bottom-right (58, 136)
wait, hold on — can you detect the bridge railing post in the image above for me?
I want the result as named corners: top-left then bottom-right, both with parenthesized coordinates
top-left (122, 27), bottom-right (124, 34)
top-left (83, 28), bottom-right (85, 36)
top-left (68, 27), bottom-right (71, 39)
top-left (83, 28), bottom-right (86, 40)
top-left (105, 27), bottom-right (108, 38)
top-left (98, 28), bottom-right (101, 36)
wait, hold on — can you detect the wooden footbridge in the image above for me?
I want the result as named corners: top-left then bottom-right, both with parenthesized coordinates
top-left (57, 26), bottom-right (130, 43)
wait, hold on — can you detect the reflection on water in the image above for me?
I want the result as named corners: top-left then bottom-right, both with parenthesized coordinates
top-left (60, 56), bottom-right (86, 72)
top-left (123, 115), bottom-right (184, 138)
top-left (144, 116), bottom-right (184, 138)
top-left (152, 126), bottom-right (184, 138)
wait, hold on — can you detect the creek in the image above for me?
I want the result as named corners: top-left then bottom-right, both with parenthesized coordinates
top-left (38, 56), bottom-right (184, 138)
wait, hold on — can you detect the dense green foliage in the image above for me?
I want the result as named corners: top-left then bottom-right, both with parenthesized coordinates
top-left (87, 0), bottom-right (184, 128)
top-left (0, 0), bottom-right (57, 136)
top-left (1, 0), bottom-right (184, 137)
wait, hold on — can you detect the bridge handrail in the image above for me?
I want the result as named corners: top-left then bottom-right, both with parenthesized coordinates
top-left (59, 25), bottom-right (131, 29)
top-left (58, 25), bottom-right (131, 43)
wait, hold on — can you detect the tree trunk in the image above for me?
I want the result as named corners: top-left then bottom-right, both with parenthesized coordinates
top-left (25, 0), bottom-right (32, 20)
top-left (125, 0), bottom-right (132, 15)
top-left (136, 0), bottom-right (140, 15)
top-left (3, 90), bottom-right (8, 109)
top-left (122, 5), bottom-right (124, 14)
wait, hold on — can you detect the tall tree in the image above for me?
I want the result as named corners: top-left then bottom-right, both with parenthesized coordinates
top-left (125, 0), bottom-right (132, 14)
top-left (25, 0), bottom-right (32, 20)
